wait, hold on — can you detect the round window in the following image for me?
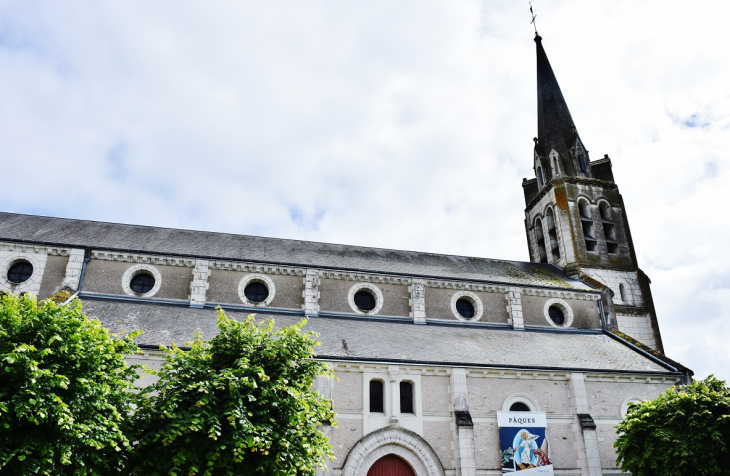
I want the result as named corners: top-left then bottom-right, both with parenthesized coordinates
top-left (354, 290), bottom-right (376, 312)
top-left (548, 305), bottom-right (565, 325)
top-left (509, 402), bottom-right (531, 412)
top-left (456, 298), bottom-right (475, 319)
top-left (7, 261), bottom-right (33, 284)
top-left (244, 281), bottom-right (269, 303)
top-left (130, 273), bottom-right (156, 294)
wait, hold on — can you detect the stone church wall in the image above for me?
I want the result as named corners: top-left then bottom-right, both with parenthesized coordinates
top-left (117, 355), bottom-right (678, 475)
top-left (37, 254), bottom-right (69, 299)
top-left (584, 380), bottom-right (665, 417)
top-left (424, 287), bottom-right (510, 323)
top-left (318, 279), bottom-right (410, 317)
top-left (83, 260), bottom-right (193, 301)
top-left (520, 295), bottom-right (601, 329)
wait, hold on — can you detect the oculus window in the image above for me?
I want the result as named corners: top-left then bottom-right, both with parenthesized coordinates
top-left (244, 281), bottom-right (269, 304)
top-left (354, 290), bottom-right (376, 312)
top-left (7, 261), bottom-right (33, 284)
top-left (456, 298), bottom-right (475, 319)
top-left (369, 380), bottom-right (384, 413)
top-left (548, 305), bottom-right (565, 325)
top-left (130, 273), bottom-right (155, 294)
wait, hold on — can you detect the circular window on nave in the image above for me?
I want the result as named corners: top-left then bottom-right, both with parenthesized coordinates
top-left (244, 281), bottom-right (270, 304)
top-left (548, 305), bottom-right (565, 325)
top-left (130, 272), bottom-right (156, 295)
top-left (354, 289), bottom-right (376, 312)
top-left (7, 261), bottom-right (33, 284)
top-left (456, 298), bottom-right (475, 319)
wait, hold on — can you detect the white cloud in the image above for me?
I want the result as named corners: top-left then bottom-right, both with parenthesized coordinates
top-left (0, 0), bottom-right (728, 381)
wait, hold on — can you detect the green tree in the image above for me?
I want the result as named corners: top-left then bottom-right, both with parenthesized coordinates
top-left (0, 292), bottom-right (141, 475)
top-left (615, 375), bottom-right (730, 476)
top-left (126, 310), bottom-right (335, 476)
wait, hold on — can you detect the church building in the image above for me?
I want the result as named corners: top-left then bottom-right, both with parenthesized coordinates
top-left (0, 33), bottom-right (691, 475)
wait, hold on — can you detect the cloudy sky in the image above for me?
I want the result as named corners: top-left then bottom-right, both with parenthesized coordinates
top-left (1, 1), bottom-right (728, 381)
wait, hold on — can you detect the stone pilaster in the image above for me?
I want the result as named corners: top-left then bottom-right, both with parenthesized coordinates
top-left (189, 259), bottom-right (210, 308)
top-left (450, 368), bottom-right (476, 476)
top-left (61, 248), bottom-right (86, 291)
top-left (568, 373), bottom-right (602, 476)
top-left (505, 287), bottom-right (524, 329)
top-left (314, 372), bottom-right (334, 476)
top-left (409, 278), bottom-right (426, 324)
top-left (303, 269), bottom-right (321, 316)
top-left (388, 365), bottom-right (400, 424)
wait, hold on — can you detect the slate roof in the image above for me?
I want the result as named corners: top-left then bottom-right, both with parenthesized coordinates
top-left (81, 298), bottom-right (670, 373)
top-left (0, 212), bottom-right (592, 291)
top-left (535, 35), bottom-right (578, 172)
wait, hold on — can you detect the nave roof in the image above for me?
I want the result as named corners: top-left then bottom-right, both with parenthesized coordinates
top-left (0, 212), bottom-right (592, 291)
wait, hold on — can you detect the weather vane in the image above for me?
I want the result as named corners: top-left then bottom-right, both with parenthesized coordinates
top-left (529, 2), bottom-right (539, 36)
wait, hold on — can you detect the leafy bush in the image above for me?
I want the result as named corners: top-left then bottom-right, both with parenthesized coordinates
top-left (126, 310), bottom-right (335, 476)
top-left (615, 375), bottom-right (730, 476)
top-left (0, 293), bottom-right (141, 474)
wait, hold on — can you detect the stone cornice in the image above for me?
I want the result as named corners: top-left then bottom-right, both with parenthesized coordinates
top-left (210, 260), bottom-right (306, 276)
top-left (424, 279), bottom-right (507, 293)
top-left (320, 270), bottom-right (411, 285)
top-left (563, 175), bottom-right (618, 189)
top-left (522, 288), bottom-right (601, 301)
top-left (0, 241), bottom-right (70, 256)
top-left (92, 250), bottom-right (195, 267)
top-left (613, 304), bottom-right (651, 316)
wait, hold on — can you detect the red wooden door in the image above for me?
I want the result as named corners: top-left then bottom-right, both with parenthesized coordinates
top-left (367, 454), bottom-right (416, 476)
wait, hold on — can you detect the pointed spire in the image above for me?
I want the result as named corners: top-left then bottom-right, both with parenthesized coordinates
top-left (535, 35), bottom-right (580, 172)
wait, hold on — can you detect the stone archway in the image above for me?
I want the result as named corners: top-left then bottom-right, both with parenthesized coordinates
top-left (341, 427), bottom-right (445, 476)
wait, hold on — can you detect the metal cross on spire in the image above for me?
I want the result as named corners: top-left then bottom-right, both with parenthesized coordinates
top-left (529, 2), bottom-right (539, 36)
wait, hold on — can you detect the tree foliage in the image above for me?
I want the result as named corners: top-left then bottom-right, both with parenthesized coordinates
top-left (0, 292), bottom-right (141, 475)
top-left (126, 310), bottom-right (336, 476)
top-left (615, 376), bottom-right (730, 476)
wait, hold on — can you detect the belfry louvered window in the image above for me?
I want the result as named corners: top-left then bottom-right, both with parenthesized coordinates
top-left (578, 200), bottom-right (597, 252)
top-left (534, 218), bottom-right (548, 263)
top-left (545, 208), bottom-right (560, 262)
top-left (599, 202), bottom-right (618, 254)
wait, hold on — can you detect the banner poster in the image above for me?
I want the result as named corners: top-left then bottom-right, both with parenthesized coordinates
top-left (497, 411), bottom-right (554, 475)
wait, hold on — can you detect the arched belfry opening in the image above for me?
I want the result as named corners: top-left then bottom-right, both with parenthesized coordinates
top-left (367, 454), bottom-right (416, 476)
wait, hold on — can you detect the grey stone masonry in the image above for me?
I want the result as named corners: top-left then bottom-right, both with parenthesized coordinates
top-left (303, 269), bottom-right (321, 316)
top-left (505, 287), bottom-right (524, 329)
top-left (409, 279), bottom-right (426, 324)
top-left (61, 248), bottom-right (85, 291)
top-left (450, 368), bottom-right (476, 476)
top-left (568, 373), bottom-right (602, 476)
top-left (189, 259), bottom-right (210, 308)
top-left (314, 372), bottom-right (334, 476)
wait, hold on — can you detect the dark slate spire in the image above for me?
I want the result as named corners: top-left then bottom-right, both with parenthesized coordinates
top-left (535, 34), bottom-right (579, 172)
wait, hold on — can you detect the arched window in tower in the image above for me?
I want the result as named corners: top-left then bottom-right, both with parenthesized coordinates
top-left (552, 156), bottom-right (559, 177)
top-left (599, 202), bottom-right (618, 254)
top-left (578, 154), bottom-right (588, 173)
top-left (545, 208), bottom-right (560, 262)
top-left (619, 283), bottom-right (628, 303)
top-left (534, 218), bottom-right (548, 263)
top-left (537, 166), bottom-right (544, 188)
top-left (578, 200), bottom-right (597, 252)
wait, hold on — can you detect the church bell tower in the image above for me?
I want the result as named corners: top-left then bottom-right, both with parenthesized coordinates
top-left (522, 34), bottom-right (664, 352)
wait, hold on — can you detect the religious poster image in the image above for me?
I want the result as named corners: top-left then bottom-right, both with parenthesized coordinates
top-left (497, 411), bottom-right (553, 475)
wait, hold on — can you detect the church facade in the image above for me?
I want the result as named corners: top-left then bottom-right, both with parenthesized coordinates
top-left (0, 34), bottom-right (690, 475)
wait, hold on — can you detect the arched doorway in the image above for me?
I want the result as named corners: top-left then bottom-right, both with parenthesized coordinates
top-left (367, 454), bottom-right (415, 476)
